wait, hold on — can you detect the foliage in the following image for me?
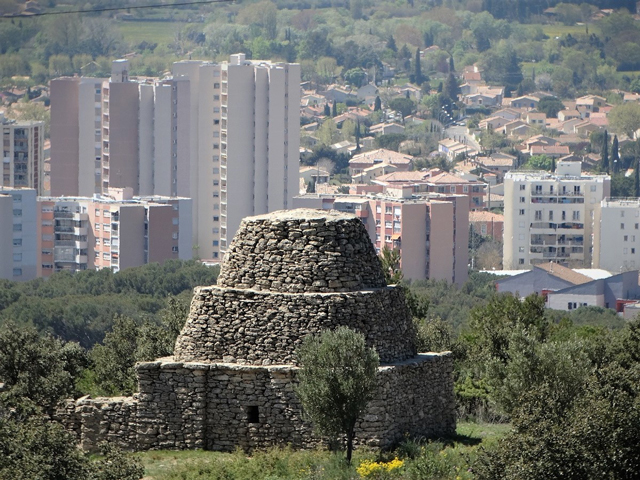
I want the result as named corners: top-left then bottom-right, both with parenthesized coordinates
top-left (609, 102), bottom-right (640, 138)
top-left (356, 457), bottom-right (404, 479)
top-left (379, 246), bottom-right (403, 285)
top-left (0, 321), bottom-right (88, 411)
top-left (522, 154), bottom-right (553, 171)
top-left (0, 397), bottom-right (143, 480)
top-left (536, 96), bottom-right (565, 118)
top-left (0, 260), bottom-right (217, 348)
top-left (388, 97), bottom-right (415, 118)
top-left (296, 327), bottom-right (379, 464)
top-left (375, 133), bottom-right (408, 152)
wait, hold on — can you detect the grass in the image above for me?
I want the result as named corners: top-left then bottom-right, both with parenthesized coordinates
top-left (117, 21), bottom-right (187, 46)
top-left (136, 422), bottom-right (511, 479)
top-left (541, 24), bottom-right (600, 38)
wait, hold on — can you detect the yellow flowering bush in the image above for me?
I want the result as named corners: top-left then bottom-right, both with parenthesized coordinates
top-left (356, 457), bottom-right (404, 479)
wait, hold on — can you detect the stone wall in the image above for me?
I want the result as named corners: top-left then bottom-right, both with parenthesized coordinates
top-left (217, 211), bottom-right (387, 293)
top-left (174, 286), bottom-right (417, 365)
top-left (56, 353), bottom-right (455, 452)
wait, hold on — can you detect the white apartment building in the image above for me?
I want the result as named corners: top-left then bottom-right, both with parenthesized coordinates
top-left (172, 54), bottom-right (300, 260)
top-left (0, 187), bottom-right (38, 281)
top-left (594, 198), bottom-right (640, 272)
top-left (2, 114), bottom-right (44, 195)
top-left (504, 161), bottom-right (610, 269)
top-left (50, 55), bottom-right (300, 261)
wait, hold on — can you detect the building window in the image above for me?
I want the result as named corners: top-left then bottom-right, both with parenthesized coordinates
top-left (534, 210), bottom-right (542, 220)
top-left (213, 216), bottom-right (219, 222)
top-left (13, 253), bottom-right (22, 262)
top-left (518, 258), bottom-right (524, 265)
top-left (172, 246), bottom-right (179, 253)
top-left (12, 268), bottom-right (22, 277)
top-left (172, 232), bottom-right (179, 240)
top-left (172, 218), bottom-right (179, 225)
top-left (103, 210), bottom-right (111, 218)
top-left (376, 206), bottom-right (381, 214)
top-left (213, 240), bottom-right (219, 246)
top-left (12, 224), bottom-right (21, 232)
top-left (590, 185), bottom-right (597, 192)
top-left (622, 223), bottom-right (625, 230)
top-left (535, 185), bottom-right (542, 193)
top-left (633, 248), bottom-right (636, 254)
top-left (450, 186), bottom-right (456, 193)
top-left (95, 223), bottom-right (100, 230)
top-left (13, 238), bottom-right (22, 246)
top-left (636, 223), bottom-right (639, 230)
top-left (574, 186), bottom-right (580, 194)
top-left (103, 253), bottom-right (110, 260)
top-left (13, 209), bottom-right (21, 217)
top-left (247, 405), bottom-right (259, 424)
top-left (385, 206), bottom-right (392, 214)
top-left (519, 246), bottom-right (525, 252)
top-left (624, 248), bottom-right (629, 254)
top-left (520, 197), bottom-right (525, 203)
top-left (549, 211), bottom-right (553, 221)
top-left (104, 239), bottom-right (110, 246)
top-left (385, 221), bottom-right (392, 228)
top-left (463, 185), bottom-right (469, 193)
top-left (624, 236), bottom-right (628, 242)
top-left (621, 211), bottom-right (625, 217)
top-left (96, 238), bottom-right (101, 246)
top-left (95, 209), bottom-right (100, 216)
top-left (519, 209), bottom-right (525, 215)
top-left (572, 211), bottom-right (580, 221)
top-left (520, 184), bottom-right (525, 191)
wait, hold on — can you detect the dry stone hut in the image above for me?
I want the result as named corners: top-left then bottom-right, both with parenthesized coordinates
top-left (57, 209), bottom-right (455, 452)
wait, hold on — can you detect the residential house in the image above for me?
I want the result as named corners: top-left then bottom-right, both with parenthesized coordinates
top-left (469, 210), bottom-right (504, 242)
top-left (348, 148), bottom-right (413, 176)
top-left (510, 95), bottom-right (541, 110)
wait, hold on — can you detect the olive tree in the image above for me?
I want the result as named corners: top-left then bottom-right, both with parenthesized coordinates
top-left (296, 327), bottom-right (379, 464)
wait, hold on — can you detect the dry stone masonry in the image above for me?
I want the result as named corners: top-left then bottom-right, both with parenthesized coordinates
top-left (56, 209), bottom-right (455, 452)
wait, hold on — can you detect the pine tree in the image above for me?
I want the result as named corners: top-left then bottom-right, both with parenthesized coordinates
top-left (612, 135), bottom-right (620, 174)
top-left (374, 95), bottom-right (381, 111)
top-left (602, 130), bottom-right (609, 174)
top-left (386, 35), bottom-right (397, 53)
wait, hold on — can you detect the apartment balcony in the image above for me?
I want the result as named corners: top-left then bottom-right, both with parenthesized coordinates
top-left (556, 222), bottom-right (584, 230)
top-left (75, 255), bottom-right (88, 264)
top-left (53, 211), bottom-right (74, 219)
top-left (54, 225), bottom-right (74, 234)
top-left (74, 226), bottom-right (88, 236)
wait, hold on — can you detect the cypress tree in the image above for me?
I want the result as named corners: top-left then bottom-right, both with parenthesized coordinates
top-left (612, 135), bottom-right (620, 174)
top-left (449, 55), bottom-right (455, 72)
top-left (324, 103), bottom-right (330, 117)
top-left (602, 130), bottom-right (609, 174)
top-left (355, 119), bottom-right (361, 150)
top-left (635, 160), bottom-right (640, 197)
top-left (414, 48), bottom-right (423, 86)
top-left (374, 95), bottom-right (382, 111)
top-left (332, 100), bottom-right (337, 117)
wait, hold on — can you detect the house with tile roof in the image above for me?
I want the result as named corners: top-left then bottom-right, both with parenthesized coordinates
top-left (470, 210), bottom-right (504, 242)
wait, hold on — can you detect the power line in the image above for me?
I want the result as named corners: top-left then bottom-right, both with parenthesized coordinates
top-left (2, 0), bottom-right (234, 18)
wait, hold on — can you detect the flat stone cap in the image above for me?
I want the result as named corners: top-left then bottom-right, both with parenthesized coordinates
top-left (216, 208), bottom-right (387, 293)
top-left (246, 208), bottom-right (357, 222)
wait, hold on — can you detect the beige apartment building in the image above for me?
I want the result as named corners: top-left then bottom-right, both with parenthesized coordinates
top-left (593, 198), bottom-right (640, 273)
top-left (37, 188), bottom-right (192, 276)
top-left (0, 187), bottom-right (38, 281)
top-left (504, 161), bottom-right (610, 269)
top-left (2, 114), bottom-right (44, 195)
top-left (293, 186), bottom-right (469, 285)
top-left (50, 55), bottom-right (300, 262)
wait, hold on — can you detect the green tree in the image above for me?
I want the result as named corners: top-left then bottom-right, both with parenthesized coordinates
top-left (296, 327), bottom-right (379, 464)
top-left (374, 95), bottom-right (382, 111)
top-left (375, 133), bottom-right (408, 152)
top-left (602, 129), bottom-right (609, 174)
top-left (635, 160), bottom-right (640, 197)
top-left (388, 97), bottom-right (415, 118)
top-left (609, 102), bottom-right (640, 138)
top-left (317, 119), bottom-right (339, 146)
top-left (343, 68), bottom-right (365, 88)
top-left (332, 100), bottom-right (337, 117)
top-left (537, 96), bottom-right (565, 118)
top-left (612, 134), bottom-right (620, 174)
top-left (379, 246), bottom-right (403, 285)
top-left (412, 47), bottom-right (423, 85)
top-left (442, 72), bottom-right (460, 102)
top-left (0, 322), bottom-right (88, 412)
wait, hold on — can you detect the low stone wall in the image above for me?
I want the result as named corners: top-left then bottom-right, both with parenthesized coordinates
top-left (56, 353), bottom-right (454, 452)
top-left (217, 211), bottom-right (387, 293)
top-left (174, 286), bottom-right (416, 365)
